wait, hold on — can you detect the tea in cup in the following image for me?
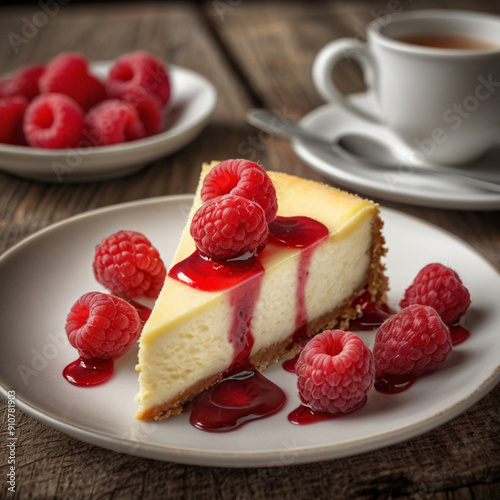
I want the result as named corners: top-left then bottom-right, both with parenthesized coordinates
top-left (313, 10), bottom-right (500, 166)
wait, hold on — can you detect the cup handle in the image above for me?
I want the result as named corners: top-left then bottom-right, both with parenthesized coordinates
top-left (312, 38), bottom-right (381, 124)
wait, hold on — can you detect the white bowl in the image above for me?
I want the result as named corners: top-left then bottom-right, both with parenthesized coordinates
top-left (0, 62), bottom-right (218, 182)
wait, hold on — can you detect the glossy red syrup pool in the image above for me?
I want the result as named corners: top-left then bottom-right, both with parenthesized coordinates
top-left (374, 373), bottom-right (416, 394)
top-left (288, 396), bottom-right (368, 425)
top-left (282, 353), bottom-right (300, 373)
top-left (189, 370), bottom-right (286, 432)
top-left (288, 404), bottom-right (340, 425)
top-left (268, 216), bottom-right (328, 248)
top-left (169, 251), bottom-right (264, 292)
top-left (63, 357), bottom-right (114, 386)
top-left (127, 299), bottom-right (152, 325)
top-left (450, 324), bottom-right (470, 346)
top-left (349, 291), bottom-right (392, 331)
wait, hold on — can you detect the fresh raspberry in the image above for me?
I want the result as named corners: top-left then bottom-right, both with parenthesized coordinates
top-left (65, 291), bottom-right (141, 359)
top-left (39, 52), bottom-right (106, 111)
top-left (85, 99), bottom-right (146, 146)
top-left (296, 330), bottom-right (374, 415)
top-left (23, 93), bottom-right (84, 149)
top-left (93, 230), bottom-right (166, 299)
top-left (105, 51), bottom-right (170, 106)
top-left (400, 263), bottom-right (471, 325)
top-left (121, 87), bottom-right (163, 136)
top-left (0, 63), bottom-right (45, 101)
top-left (190, 194), bottom-right (269, 260)
top-left (0, 78), bottom-right (12, 98)
top-left (0, 96), bottom-right (28, 145)
top-left (373, 304), bottom-right (452, 377)
top-left (201, 160), bottom-right (278, 223)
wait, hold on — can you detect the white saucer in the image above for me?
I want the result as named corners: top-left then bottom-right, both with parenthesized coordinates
top-left (293, 92), bottom-right (500, 210)
top-left (0, 196), bottom-right (499, 467)
top-left (0, 62), bottom-right (217, 183)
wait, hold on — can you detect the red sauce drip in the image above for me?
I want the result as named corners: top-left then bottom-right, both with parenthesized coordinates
top-left (268, 215), bottom-right (329, 248)
top-left (269, 216), bottom-right (329, 343)
top-left (374, 373), bottom-right (416, 394)
top-left (282, 353), bottom-right (300, 373)
top-left (189, 370), bottom-right (286, 432)
top-left (449, 324), bottom-right (470, 346)
top-left (63, 357), bottom-right (114, 387)
top-left (127, 299), bottom-right (152, 324)
top-left (226, 274), bottom-right (263, 374)
top-left (288, 404), bottom-right (341, 425)
top-left (168, 251), bottom-right (264, 292)
top-left (349, 291), bottom-right (392, 331)
top-left (294, 248), bottom-right (314, 341)
top-left (288, 396), bottom-right (368, 425)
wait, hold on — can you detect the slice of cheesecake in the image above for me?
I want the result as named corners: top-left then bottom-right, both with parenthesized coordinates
top-left (135, 162), bottom-right (388, 421)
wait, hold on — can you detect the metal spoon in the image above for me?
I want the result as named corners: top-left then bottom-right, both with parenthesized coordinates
top-left (246, 108), bottom-right (500, 193)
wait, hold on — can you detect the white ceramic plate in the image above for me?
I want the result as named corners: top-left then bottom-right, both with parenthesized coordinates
top-left (293, 92), bottom-right (500, 210)
top-left (0, 63), bottom-right (217, 182)
top-left (0, 195), bottom-right (499, 467)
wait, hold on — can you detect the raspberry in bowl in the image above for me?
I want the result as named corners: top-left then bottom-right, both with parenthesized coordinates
top-left (0, 51), bottom-right (217, 182)
top-left (0, 96), bottom-right (29, 146)
top-left (39, 52), bottom-right (107, 112)
top-left (24, 93), bottom-right (85, 149)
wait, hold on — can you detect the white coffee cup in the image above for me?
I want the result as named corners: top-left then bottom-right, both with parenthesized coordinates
top-left (313, 10), bottom-right (500, 166)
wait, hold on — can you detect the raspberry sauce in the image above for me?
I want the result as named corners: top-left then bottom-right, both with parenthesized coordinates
top-left (450, 324), bottom-right (470, 346)
top-left (189, 370), bottom-right (286, 432)
top-left (63, 357), bottom-right (114, 386)
top-left (268, 215), bottom-right (328, 248)
top-left (282, 353), bottom-right (300, 373)
top-left (288, 396), bottom-right (368, 425)
top-left (269, 216), bottom-right (329, 343)
top-left (127, 299), bottom-right (152, 325)
top-left (226, 274), bottom-right (263, 373)
top-left (168, 251), bottom-right (264, 292)
top-left (288, 404), bottom-right (341, 425)
top-left (374, 373), bottom-right (416, 394)
top-left (349, 291), bottom-right (392, 331)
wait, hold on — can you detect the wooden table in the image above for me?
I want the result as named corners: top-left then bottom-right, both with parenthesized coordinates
top-left (1, 1), bottom-right (499, 498)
